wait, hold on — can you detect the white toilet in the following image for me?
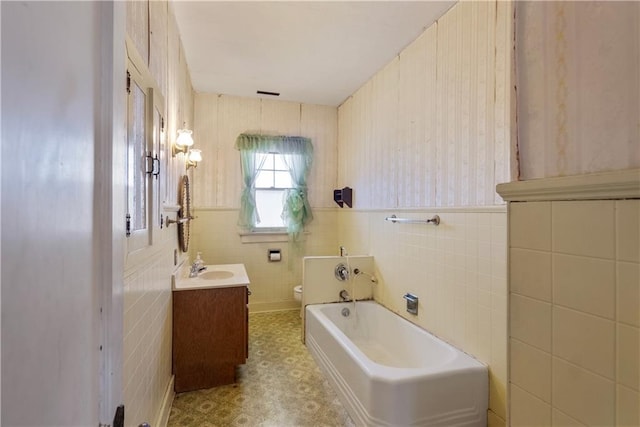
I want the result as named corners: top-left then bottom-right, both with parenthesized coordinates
top-left (293, 285), bottom-right (303, 318)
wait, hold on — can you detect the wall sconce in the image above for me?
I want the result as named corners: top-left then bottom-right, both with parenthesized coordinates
top-left (173, 128), bottom-right (194, 156)
top-left (186, 148), bottom-right (202, 169)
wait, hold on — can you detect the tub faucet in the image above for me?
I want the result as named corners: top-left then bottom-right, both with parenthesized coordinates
top-left (403, 293), bottom-right (419, 315)
top-left (339, 289), bottom-right (352, 302)
top-left (353, 268), bottom-right (377, 283)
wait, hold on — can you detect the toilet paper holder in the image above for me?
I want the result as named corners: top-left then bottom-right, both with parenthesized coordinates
top-left (268, 249), bottom-right (281, 262)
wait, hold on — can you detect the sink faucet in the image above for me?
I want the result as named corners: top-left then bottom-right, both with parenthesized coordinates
top-left (189, 262), bottom-right (201, 278)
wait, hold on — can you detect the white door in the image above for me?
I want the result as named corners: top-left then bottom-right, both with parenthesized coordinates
top-left (1, 2), bottom-right (125, 425)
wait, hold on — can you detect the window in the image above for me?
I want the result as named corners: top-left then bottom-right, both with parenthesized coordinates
top-left (235, 134), bottom-right (314, 240)
top-left (254, 152), bottom-right (293, 230)
top-left (125, 39), bottom-right (165, 256)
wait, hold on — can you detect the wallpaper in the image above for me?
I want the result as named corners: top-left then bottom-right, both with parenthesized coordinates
top-left (516, 2), bottom-right (640, 179)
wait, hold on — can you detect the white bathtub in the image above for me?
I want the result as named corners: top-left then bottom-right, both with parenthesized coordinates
top-left (305, 301), bottom-right (488, 426)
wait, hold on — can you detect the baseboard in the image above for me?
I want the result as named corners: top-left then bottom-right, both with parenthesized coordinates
top-left (154, 375), bottom-right (175, 427)
top-left (249, 300), bottom-right (301, 313)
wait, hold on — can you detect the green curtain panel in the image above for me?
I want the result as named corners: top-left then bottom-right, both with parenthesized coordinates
top-left (235, 133), bottom-right (314, 242)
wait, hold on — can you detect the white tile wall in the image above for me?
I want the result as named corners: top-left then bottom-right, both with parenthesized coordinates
top-left (191, 209), bottom-right (339, 312)
top-left (509, 200), bottom-right (640, 426)
top-left (510, 384), bottom-right (551, 426)
top-left (302, 255), bottom-right (375, 308)
top-left (338, 208), bottom-right (508, 423)
top-left (123, 246), bottom-right (175, 426)
top-left (124, 2), bottom-right (194, 425)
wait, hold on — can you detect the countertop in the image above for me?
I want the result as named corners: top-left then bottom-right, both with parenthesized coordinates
top-left (172, 263), bottom-right (250, 291)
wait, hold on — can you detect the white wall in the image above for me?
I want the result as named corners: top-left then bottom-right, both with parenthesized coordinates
top-left (192, 94), bottom-right (337, 209)
top-left (123, 2), bottom-right (195, 426)
top-left (1, 2), bottom-right (114, 425)
top-left (506, 198), bottom-right (639, 426)
top-left (516, 1), bottom-right (640, 179)
top-left (336, 2), bottom-right (513, 425)
top-left (506, 2), bottom-right (640, 425)
top-left (338, 1), bottom-right (512, 208)
top-left (191, 94), bottom-right (339, 312)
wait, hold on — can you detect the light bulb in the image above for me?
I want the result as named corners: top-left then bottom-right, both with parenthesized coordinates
top-left (188, 149), bottom-right (202, 163)
top-left (176, 129), bottom-right (194, 148)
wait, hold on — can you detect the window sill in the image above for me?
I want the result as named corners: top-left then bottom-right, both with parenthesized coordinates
top-left (239, 231), bottom-right (289, 244)
top-left (238, 230), bottom-right (309, 244)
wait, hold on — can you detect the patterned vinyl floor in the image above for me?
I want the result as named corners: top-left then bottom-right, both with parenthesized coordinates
top-left (168, 310), bottom-right (355, 427)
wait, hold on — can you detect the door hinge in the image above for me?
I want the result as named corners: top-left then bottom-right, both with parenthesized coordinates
top-left (125, 214), bottom-right (131, 237)
top-left (126, 71), bottom-right (131, 94)
top-left (161, 116), bottom-right (165, 132)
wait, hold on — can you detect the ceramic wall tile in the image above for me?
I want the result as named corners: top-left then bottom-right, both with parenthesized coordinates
top-left (552, 357), bottom-right (615, 426)
top-left (510, 338), bottom-right (551, 402)
top-left (616, 200), bottom-right (640, 263)
top-left (510, 248), bottom-right (552, 302)
top-left (510, 385), bottom-right (551, 427)
top-left (510, 202), bottom-right (551, 251)
top-left (552, 201), bottom-right (615, 259)
top-left (192, 209), bottom-right (339, 311)
top-left (509, 198), bottom-right (640, 425)
top-left (511, 294), bottom-right (552, 352)
top-left (551, 409), bottom-right (584, 427)
top-left (552, 254), bottom-right (615, 319)
top-left (338, 209), bottom-right (508, 420)
top-left (552, 306), bottom-right (615, 380)
top-left (616, 385), bottom-right (640, 426)
top-left (617, 262), bottom-right (640, 327)
top-left (616, 324), bottom-right (639, 390)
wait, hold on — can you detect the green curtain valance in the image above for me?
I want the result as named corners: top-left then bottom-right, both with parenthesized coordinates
top-left (235, 133), bottom-right (313, 156)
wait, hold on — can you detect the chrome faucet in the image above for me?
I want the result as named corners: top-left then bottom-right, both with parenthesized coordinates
top-left (335, 263), bottom-right (350, 281)
top-left (403, 293), bottom-right (419, 315)
top-left (339, 289), bottom-right (352, 302)
top-left (353, 268), bottom-right (377, 283)
top-left (189, 262), bottom-right (199, 277)
top-left (189, 263), bottom-right (200, 278)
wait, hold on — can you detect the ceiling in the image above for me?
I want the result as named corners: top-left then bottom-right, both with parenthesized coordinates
top-left (172, 1), bottom-right (456, 107)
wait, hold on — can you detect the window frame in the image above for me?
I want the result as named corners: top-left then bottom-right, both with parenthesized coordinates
top-left (125, 63), bottom-right (151, 253)
top-left (125, 37), bottom-right (166, 260)
top-left (252, 152), bottom-right (293, 232)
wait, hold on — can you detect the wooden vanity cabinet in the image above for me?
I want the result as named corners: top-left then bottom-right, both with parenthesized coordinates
top-left (172, 285), bottom-right (249, 392)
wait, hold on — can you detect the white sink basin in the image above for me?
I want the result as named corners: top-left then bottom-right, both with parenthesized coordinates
top-left (173, 263), bottom-right (250, 291)
top-left (199, 270), bottom-right (234, 280)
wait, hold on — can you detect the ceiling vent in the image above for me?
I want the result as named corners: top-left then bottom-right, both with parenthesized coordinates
top-left (257, 90), bottom-right (280, 97)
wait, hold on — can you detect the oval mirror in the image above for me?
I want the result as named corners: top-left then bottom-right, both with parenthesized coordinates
top-left (178, 175), bottom-right (191, 252)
